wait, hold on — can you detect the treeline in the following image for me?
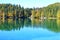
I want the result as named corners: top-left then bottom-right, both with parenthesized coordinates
top-left (0, 3), bottom-right (60, 19)
top-left (31, 3), bottom-right (60, 19)
top-left (0, 4), bottom-right (32, 18)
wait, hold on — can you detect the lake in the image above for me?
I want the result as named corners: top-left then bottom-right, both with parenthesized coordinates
top-left (0, 18), bottom-right (60, 40)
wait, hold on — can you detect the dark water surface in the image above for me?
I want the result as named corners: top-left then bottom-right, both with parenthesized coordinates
top-left (0, 18), bottom-right (60, 40)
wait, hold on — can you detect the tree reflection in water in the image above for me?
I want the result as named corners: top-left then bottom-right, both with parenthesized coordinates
top-left (0, 18), bottom-right (60, 32)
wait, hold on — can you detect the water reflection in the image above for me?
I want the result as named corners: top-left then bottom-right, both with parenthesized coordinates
top-left (0, 18), bottom-right (60, 32)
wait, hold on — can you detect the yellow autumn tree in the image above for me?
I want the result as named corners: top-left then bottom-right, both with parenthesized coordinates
top-left (57, 9), bottom-right (60, 19)
top-left (35, 9), bottom-right (40, 18)
top-left (31, 9), bottom-right (36, 18)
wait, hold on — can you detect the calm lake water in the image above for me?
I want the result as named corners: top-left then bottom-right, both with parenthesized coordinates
top-left (0, 18), bottom-right (60, 40)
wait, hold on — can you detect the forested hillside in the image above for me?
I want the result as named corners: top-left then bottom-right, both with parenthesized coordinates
top-left (0, 3), bottom-right (60, 19)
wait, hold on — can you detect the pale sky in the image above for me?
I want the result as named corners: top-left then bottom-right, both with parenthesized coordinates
top-left (0, 0), bottom-right (60, 8)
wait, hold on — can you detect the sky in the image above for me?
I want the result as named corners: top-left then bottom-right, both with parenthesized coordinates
top-left (0, 0), bottom-right (60, 8)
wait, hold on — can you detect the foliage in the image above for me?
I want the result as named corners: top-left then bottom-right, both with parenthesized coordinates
top-left (0, 3), bottom-right (60, 18)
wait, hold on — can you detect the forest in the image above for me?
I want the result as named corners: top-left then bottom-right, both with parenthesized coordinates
top-left (0, 3), bottom-right (60, 19)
